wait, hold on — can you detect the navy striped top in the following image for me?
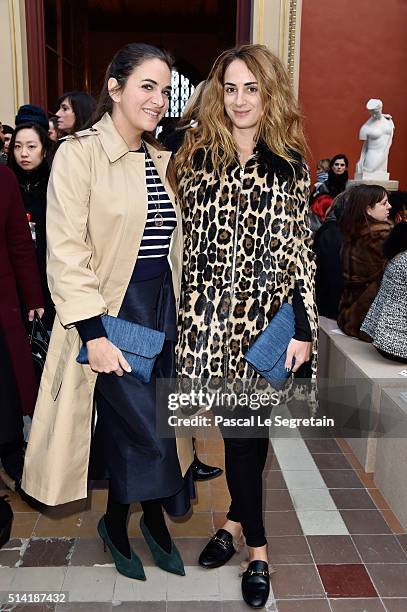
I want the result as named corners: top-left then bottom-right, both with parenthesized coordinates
top-left (137, 149), bottom-right (177, 260)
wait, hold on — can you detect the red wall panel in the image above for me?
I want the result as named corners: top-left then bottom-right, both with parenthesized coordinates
top-left (299, 0), bottom-right (407, 188)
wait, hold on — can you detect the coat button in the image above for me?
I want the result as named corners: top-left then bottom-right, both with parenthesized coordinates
top-left (157, 154), bottom-right (162, 158)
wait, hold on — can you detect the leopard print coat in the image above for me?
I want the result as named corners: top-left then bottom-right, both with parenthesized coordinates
top-left (176, 144), bottom-right (318, 383)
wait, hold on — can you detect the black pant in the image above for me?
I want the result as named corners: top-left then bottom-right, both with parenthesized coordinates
top-left (0, 436), bottom-right (25, 483)
top-left (0, 330), bottom-right (25, 482)
top-left (224, 437), bottom-right (269, 547)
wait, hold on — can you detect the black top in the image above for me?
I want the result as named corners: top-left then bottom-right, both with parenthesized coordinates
top-left (293, 284), bottom-right (312, 341)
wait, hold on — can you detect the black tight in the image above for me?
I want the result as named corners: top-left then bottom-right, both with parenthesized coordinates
top-left (140, 499), bottom-right (171, 553)
top-left (224, 437), bottom-right (270, 548)
top-left (104, 484), bottom-right (171, 559)
top-left (104, 487), bottom-right (131, 558)
top-left (0, 435), bottom-right (25, 483)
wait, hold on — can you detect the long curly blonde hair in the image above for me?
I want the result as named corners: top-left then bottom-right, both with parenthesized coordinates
top-left (176, 44), bottom-right (307, 176)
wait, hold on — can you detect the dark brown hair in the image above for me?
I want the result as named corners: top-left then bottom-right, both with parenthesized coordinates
top-left (58, 91), bottom-right (96, 132)
top-left (339, 184), bottom-right (388, 239)
top-left (93, 43), bottom-right (177, 193)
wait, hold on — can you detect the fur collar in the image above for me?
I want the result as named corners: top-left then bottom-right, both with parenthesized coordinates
top-left (255, 140), bottom-right (303, 179)
top-left (194, 141), bottom-right (304, 180)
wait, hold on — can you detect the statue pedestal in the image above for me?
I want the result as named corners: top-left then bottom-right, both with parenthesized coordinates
top-left (348, 178), bottom-right (399, 191)
top-left (355, 170), bottom-right (390, 181)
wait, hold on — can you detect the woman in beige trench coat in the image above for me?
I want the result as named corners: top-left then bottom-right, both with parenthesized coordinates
top-left (22, 43), bottom-right (193, 581)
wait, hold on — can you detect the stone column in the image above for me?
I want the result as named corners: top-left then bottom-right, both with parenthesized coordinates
top-left (251, 0), bottom-right (303, 97)
top-left (0, 0), bottom-right (29, 125)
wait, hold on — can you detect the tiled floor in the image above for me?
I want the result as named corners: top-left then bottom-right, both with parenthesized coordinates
top-left (1, 407), bottom-right (406, 612)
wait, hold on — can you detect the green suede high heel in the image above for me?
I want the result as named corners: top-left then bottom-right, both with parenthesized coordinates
top-left (140, 514), bottom-right (185, 576)
top-left (97, 516), bottom-right (146, 581)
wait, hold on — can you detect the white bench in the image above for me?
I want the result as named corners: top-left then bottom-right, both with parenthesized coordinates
top-left (318, 316), bottom-right (407, 527)
top-left (374, 387), bottom-right (407, 528)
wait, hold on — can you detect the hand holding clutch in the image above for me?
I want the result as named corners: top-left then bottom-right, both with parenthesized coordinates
top-left (86, 337), bottom-right (131, 377)
top-left (76, 314), bottom-right (165, 384)
top-left (285, 338), bottom-right (311, 373)
top-left (244, 302), bottom-right (296, 390)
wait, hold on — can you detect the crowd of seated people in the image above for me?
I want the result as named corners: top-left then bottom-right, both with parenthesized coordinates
top-left (314, 178), bottom-right (407, 363)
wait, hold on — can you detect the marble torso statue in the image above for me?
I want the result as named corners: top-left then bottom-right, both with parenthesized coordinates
top-left (355, 99), bottom-right (395, 181)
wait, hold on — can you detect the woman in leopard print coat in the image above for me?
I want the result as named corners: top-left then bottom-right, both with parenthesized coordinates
top-left (176, 143), bottom-right (317, 381)
top-left (176, 45), bottom-right (317, 607)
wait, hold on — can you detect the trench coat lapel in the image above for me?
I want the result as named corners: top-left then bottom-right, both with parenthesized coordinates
top-left (97, 113), bottom-right (129, 162)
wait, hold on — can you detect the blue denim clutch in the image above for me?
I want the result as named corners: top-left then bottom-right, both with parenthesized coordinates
top-left (244, 302), bottom-right (295, 390)
top-left (76, 315), bottom-right (165, 383)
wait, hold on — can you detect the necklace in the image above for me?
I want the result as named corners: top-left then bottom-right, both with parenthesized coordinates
top-left (141, 141), bottom-right (164, 228)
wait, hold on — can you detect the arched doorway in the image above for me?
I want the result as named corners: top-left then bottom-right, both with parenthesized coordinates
top-left (26, 0), bottom-right (252, 117)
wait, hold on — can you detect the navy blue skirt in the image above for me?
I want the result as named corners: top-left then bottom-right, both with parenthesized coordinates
top-left (90, 264), bottom-right (193, 515)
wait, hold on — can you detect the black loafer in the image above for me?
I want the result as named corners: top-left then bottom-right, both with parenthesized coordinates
top-left (241, 560), bottom-right (270, 609)
top-left (198, 528), bottom-right (236, 568)
top-left (192, 456), bottom-right (223, 481)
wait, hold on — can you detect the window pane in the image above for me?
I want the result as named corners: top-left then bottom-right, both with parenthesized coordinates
top-left (166, 70), bottom-right (196, 118)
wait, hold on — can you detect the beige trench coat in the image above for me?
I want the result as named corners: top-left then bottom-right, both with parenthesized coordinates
top-left (22, 113), bottom-right (193, 506)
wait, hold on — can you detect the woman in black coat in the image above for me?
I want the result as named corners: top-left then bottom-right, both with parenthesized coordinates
top-left (313, 154), bottom-right (349, 199)
top-left (310, 154), bottom-right (349, 225)
top-left (314, 191), bottom-right (350, 319)
top-left (8, 122), bottom-right (55, 329)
